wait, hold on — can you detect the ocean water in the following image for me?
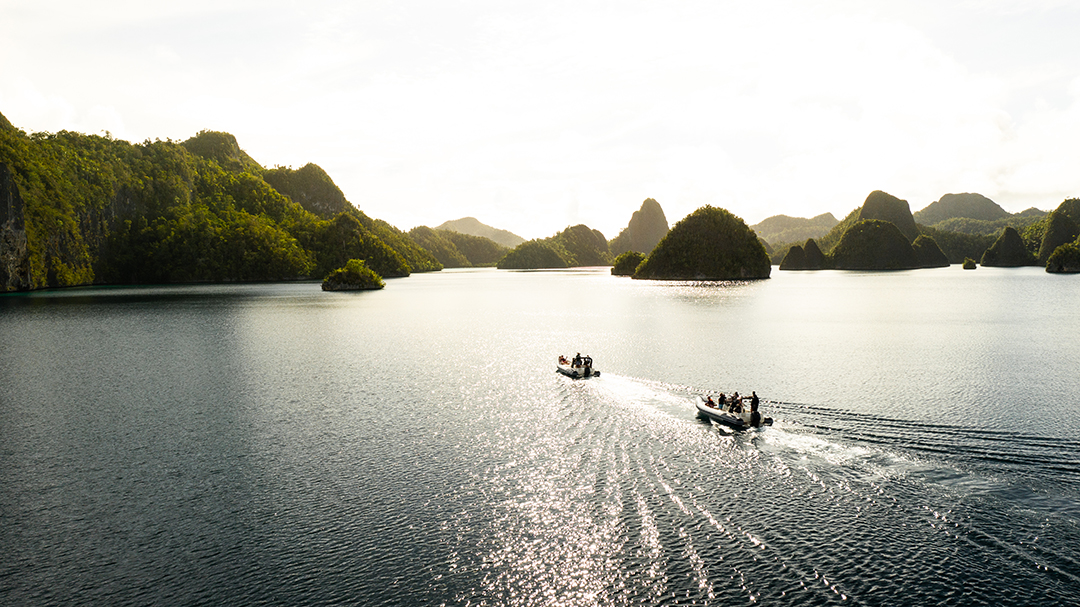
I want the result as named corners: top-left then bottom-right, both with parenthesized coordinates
top-left (1, 267), bottom-right (1078, 606)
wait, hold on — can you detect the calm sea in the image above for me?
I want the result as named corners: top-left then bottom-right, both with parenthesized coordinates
top-left (1, 267), bottom-right (1078, 606)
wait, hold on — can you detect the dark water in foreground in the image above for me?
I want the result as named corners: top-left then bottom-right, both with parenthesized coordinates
top-left (1, 267), bottom-right (1079, 606)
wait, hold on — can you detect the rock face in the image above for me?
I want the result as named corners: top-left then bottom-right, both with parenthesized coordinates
top-left (1046, 240), bottom-right (1080, 273)
top-left (779, 244), bottom-right (806, 270)
top-left (914, 193), bottom-right (1009, 225)
top-left (633, 206), bottom-right (771, 280)
top-left (436, 217), bottom-right (525, 248)
top-left (831, 220), bottom-right (919, 270)
top-left (981, 227), bottom-right (1035, 267)
top-left (858, 191), bottom-right (920, 242)
top-left (803, 239), bottom-right (825, 268)
top-left (912, 235), bottom-right (950, 268)
top-left (0, 163), bottom-right (30, 291)
top-left (1038, 209), bottom-right (1080, 265)
top-left (609, 198), bottom-right (669, 256)
top-left (780, 238), bottom-right (828, 270)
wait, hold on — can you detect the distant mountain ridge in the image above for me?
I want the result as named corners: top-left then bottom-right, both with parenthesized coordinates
top-left (751, 213), bottom-right (838, 247)
top-left (914, 193), bottom-right (1008, 225)
top-left (436, 217), bottom-right (525, 248)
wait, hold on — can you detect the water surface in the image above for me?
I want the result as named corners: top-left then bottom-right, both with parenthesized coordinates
top-left (1, 267), bottom-right (1078, 605)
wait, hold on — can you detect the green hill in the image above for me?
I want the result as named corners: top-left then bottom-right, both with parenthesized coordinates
top-left (634, 206), bottom-right (770, 280)
top-left (407, 226), bottom-right (470, 268)
top-left (980, 226), bottom-right (1036, 267)
top-left (263, 163), bottom-right (352, 219)
top-left (436, 217), bottom-right (525, 248)
top-left (831, 220), bottom-right (919, 270)
top-left (752, 212), bottom-right (838, 248)
top-left (0, 117), bottom-right (440, 291)
top-left (497, 240), bottom-right (568, 269)
top-left (441, 230), bottom-right (507, 266)
top-left (496, 224), bottom-right (612, 269)
top-left (859, 191), bottom-right (919, 242)
top-left (914, 193), bottom-right (1009, 225)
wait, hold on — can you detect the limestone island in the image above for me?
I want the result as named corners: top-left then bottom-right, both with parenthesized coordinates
top-left (322, 259), bottom-right (385, 291)
top-left (633, 206), bottom-right (771, 280)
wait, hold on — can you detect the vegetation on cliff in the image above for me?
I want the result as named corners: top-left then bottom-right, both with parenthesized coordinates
top-left (1036, 207), bottom-right (1080, 265)
top-left (830, 220), bottom-right (919, 270)
top-left (980, 227), bottom-right (1036, 267)
top-left (441, 230), bottom-right (507, 266)
top-left (497, 240), bottom-right (569, 269)
top-left (780, 238), bottom-right (825, 270)
top-left (0, 118), bottom-right (439, 291)
top-left (497, 224), bottom-right (611, 269)
top-left (859, 191), bottom-right (920, 242)
top-left (912, 235), bottom-right (950, 268)
top-left (633, 206), bottom-right (770, 280)
top-left (407, 226), bottom-right (471, 268)
top-left (1046, 239), bottom-right (1080, 273)
top-left (321, 258), bottom-right (385, 290)
top-left (914, 193), bottom-right (1009, 225)
top-left (611, 250), bottom-right (645, 276)
top-left (609, 198), bottom-right (669, 256)
top-left (407, 226), bottom-right (508, 268)
top-left (753, 213), bottom-right (838, 252)
top-left (263, 163), bottom-right (351, 218)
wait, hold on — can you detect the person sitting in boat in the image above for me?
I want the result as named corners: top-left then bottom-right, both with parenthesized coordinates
top-left (705, 395), bottom-right (716, 408)
top-left (559, 355), bottom-right (569, 365)
top-left (730, 392), bottom-right (743, 414)
top-left (572, 353), bottom-right (582, 367)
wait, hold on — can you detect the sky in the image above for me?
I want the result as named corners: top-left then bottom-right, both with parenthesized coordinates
top-left (4, 0), bottom-right (1080, 240)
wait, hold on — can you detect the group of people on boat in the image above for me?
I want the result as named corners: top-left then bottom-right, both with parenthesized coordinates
top-left (559, 353), bottom-right (593, 368)
top-left (703, 390), bottom-right (764, 426)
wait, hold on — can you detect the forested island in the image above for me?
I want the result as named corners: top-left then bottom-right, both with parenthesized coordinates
top-left (0, 112), bottom-right (450, 291)
top-left (768, 191), bottom-right (1080, 273)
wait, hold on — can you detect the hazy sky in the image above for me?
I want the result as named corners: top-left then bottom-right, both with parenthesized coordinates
top-left (4, 1), bottom-right (1080, 239)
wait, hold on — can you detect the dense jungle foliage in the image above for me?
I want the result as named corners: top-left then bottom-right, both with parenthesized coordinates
top-left (0, 116), bottom-right (439, 290)
top-left (634, 206), bottom-right (770, 280)
top-left (321, 258), bottom-right (385, 291)
top-left (497, 224), bottom-right (612, 269)
top-left (611, 250), bottom-right (645, 276)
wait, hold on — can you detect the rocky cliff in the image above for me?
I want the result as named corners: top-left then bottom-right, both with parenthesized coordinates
top-left (858, 191), bottom-right (920, 242)
top-left (0, 163), bottom-right (30, 291)
top-left (609, 198), bottom-right (669, 256)
top-left (981, 227), bottom-right (1035, 267)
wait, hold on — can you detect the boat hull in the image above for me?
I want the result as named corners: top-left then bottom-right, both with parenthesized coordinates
top-left (557, 364), bottom-right (599, 378)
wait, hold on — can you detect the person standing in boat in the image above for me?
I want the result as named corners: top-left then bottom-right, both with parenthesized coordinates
top-left (749, 391), bottom-right (761, 427)
top-left (731, 392), bottom-right (743, 414)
